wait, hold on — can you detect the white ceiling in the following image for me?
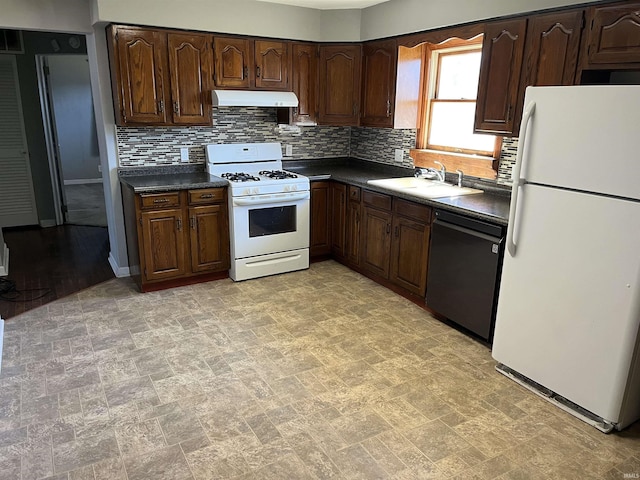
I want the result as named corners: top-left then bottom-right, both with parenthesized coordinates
top-left (255, 0), bottom-right (391, 10)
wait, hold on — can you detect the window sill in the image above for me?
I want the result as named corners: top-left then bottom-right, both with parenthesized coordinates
top-left (409, 149), bottom-right (498, 180)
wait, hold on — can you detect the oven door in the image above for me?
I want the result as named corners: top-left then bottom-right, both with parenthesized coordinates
top-left (230, 191), bottom-right (310, 259)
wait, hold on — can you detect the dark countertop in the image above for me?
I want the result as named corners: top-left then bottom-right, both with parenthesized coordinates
top-left (119, 166), bottom-right (228, 193)
top-left (117, 159), bottom-right (511, 225)
top-left (284, 159), bottom-right (511, 226)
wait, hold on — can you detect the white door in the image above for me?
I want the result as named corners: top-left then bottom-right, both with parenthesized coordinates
top-left (492, 183), bottom-right (640, 423)
top-left (0, 55), bottom-right (38, 227)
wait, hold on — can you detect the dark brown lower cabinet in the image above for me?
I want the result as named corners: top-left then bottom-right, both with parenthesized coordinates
top-left (122, 186), bottom-right (230, 291)
top-left (358, 189), bottom-right (431, 298)
top-left (389, 199), bottom-right (431, 297)
top-left (361, 204), bottom-right (392, 278)
top-left (310, 181), bottom-right (332, 258)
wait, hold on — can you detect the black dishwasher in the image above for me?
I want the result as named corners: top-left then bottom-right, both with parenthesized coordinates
top-left (426, 210), bottom-right (505, 342)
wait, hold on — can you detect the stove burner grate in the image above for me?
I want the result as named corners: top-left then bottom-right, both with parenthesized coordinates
top-left (221, 172), bottom-right (261, 182)
top-left (259, 170), bottom-right (298, 180)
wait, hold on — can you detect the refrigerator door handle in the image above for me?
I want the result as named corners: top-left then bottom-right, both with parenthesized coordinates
top-left (507, 101), bottom-right (536, 257)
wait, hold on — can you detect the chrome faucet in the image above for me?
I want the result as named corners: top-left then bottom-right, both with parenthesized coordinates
top-left (433, 161), bottom-right (446, 183)
top-left (456, 169), bottom-right (464, 187)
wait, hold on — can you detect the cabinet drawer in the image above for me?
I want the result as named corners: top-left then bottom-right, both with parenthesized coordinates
top-left (393, 198), bottom-right (431, 223)
top-left (363, 190), bottom-right (392, 210)
top-left (140, 192), bottom-right (181, 209)
top-left (189, 188), bottom-right (225, 205)
top-left (348, 186), bottom-right (361, 202)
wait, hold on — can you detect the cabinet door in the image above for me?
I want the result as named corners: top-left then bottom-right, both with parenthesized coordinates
top-left (330, 182), bottom-right (347, 258)
top-left (255, 40), bottom-right (290, 90)
top-left (189, 204), bottom-right (230, 273)
top-left (112, 27), bottom-right (168, 125)
top-left (522, 11), bottom-right (582, 88)
top-left (310, 181), bottom-right (331, 257)
top-left (140, 208), bottom-right (187, 282)
top-left (346, 197), bottom-right (361, 265)
top-left (167, 33), bottom-right (213, 125)
top-left (360, 206), bottom-right (392, 278)
top-left (291, 43), bottom-right (318, 125)
top-left (475, 19), bottom-right (527, 136)
top-left (214, 37), bottom-right (252, 88)
top-left (318, 45), bottom-right (362, 126)
top-left (361, 40), bottom-right (397, 128)
top-left (586, 3), bottom-right (640, 65)
top-left (389, 216), bottom-right (430, 296)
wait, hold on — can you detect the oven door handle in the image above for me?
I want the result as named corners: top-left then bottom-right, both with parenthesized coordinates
top-left (232, 192), bottom-right (310, 206)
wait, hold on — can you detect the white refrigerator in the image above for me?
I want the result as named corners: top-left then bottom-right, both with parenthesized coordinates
top-left (492, 86), bottom-right (640, 432)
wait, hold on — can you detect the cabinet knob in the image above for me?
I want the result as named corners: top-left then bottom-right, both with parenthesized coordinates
top-left (243, 65), bottom-right (248, 79)
top-left (256, 65), bottom-right (261, 78)
top-left (386, 100), bottom-right (391, 117)
top-left (177, 218), bottom-right (182, 231)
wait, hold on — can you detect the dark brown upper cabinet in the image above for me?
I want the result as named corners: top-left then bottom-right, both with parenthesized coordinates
top-left (474, 19), bottom-right (527, 136)
top-left (213, 36), bottom-right (253, 88)
top-left (584, 2), bottom-right (640, 66)
top-left (254, 40), bottom-right (290, 90)
top-left (109, 26), bottom-right (169, 125)
top-left (167, 33), bottom-right (214, 125)
top-left (213, 37), bottom-right (291, 90)
top-left (361, 40), bottom-right (397, 128)
top-left (108, 25), bottom-right (213, 126)
top-left (318, 44), bottom-right (362, 126)
top-left (290, 43), bottom-right (318, 125)
top-left (360, 39), bottom-right (425, 129)
top-left (512, 10), bottom-right (583, 131)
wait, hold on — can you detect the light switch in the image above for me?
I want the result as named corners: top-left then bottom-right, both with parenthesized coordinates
top-left (394, 149), bottom-right (404, 163)
top-left (285, 144), bottom-right (293, 157)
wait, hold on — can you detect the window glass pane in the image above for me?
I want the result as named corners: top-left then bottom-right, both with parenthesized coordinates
top-left (428, 101), bottom-right (495, 152)
top-left (437, 51), bottom-right (481, 100)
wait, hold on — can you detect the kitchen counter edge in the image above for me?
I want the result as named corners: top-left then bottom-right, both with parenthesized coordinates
top-left (284, 162), bottom-right (511, 226)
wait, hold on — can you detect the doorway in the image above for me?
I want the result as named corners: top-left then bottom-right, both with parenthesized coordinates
top-left (38, 54), bottom-right (106, 226)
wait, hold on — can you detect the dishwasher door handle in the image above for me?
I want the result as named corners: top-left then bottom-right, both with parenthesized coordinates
top-left (434, 219), bottom-right (504, 246)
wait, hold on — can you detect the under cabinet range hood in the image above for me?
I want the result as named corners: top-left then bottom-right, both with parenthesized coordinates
top-left (212, 90), bottom-right (299, 107)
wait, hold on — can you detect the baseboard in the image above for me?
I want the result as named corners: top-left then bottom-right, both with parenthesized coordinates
top-left (64, 178), bottom-right (103, 185)
top-left (0, 242), bottom-right (8, 276)
top-left (39, 219), bottom-right (57, 228)
top-left (108, 252), bottom-right (130, 278)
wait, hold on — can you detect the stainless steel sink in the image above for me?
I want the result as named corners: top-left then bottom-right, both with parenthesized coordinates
top-left (367, 177), bottom-right (483, 199)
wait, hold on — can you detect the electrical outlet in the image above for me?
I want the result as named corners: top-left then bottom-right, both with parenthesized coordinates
top-left (394, 149), bottom-right (404, 163)
top-left (285, 144), bottom-right (293, 157)
top-left (180, 147), bottom-right (189, 163)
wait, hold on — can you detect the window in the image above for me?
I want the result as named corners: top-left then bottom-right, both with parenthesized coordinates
top-left (418, 38), bottom-right (501, 164)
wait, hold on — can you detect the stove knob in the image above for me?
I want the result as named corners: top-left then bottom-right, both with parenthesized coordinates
top-left (252, 188), bottom-right (260, 195)
top-left (292, 185), bottom-right (298, 191)
top-left (283, 185), bottom-right (290, 192)
top-left (244, 188), bottom-right (251, 196)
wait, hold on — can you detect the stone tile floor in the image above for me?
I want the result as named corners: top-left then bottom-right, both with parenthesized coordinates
top-left (0, 260), bottom-right (638, 479)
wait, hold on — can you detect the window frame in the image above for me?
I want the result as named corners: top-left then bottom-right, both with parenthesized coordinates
top-left (417, 37), bottom-right (502, 159)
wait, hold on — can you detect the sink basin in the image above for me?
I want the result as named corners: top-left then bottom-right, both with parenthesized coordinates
top-left (367, 177), bottom-right (483, 199)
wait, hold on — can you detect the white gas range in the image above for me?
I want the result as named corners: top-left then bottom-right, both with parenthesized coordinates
top-left (205, 142), bottom-right (310, 281)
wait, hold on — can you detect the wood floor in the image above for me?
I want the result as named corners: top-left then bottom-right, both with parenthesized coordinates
top-left (0, 225), bottom-right (114, 319)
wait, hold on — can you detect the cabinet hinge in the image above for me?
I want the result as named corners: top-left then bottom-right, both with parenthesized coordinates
top-left (144, 268), bottom-right (147, 277)
top-left (139, 217), bottom-right (142, 226)
top-left (581, 14), bottom-right (586, 30)
top-left (43, 65), bottom-right (50, 76)
top-left (62, 204), bottom-right (68, 213)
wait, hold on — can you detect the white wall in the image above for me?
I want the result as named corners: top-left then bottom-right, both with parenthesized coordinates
top-left (360, 0), bottom-right (603, 40)
top-left (93, 0), bottom-right (361, 41)
top-left (0, 0), bottom-right (91, 33)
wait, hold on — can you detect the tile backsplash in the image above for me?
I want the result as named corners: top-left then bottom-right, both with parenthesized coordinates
top-left (350, 127), bottom-right (416, 168)
top-left (116, 107), bottom-right (517, 183)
